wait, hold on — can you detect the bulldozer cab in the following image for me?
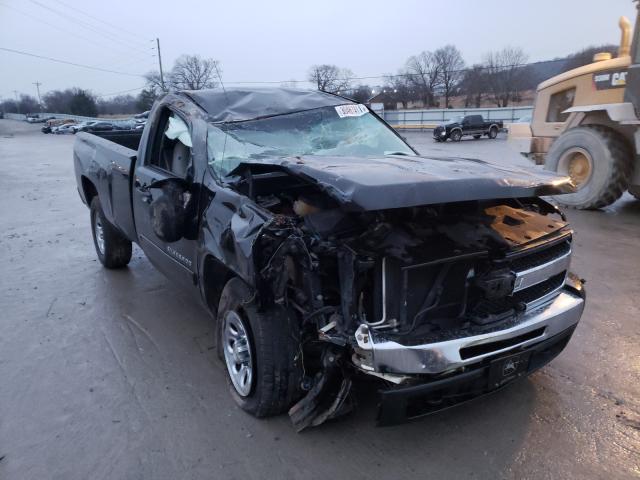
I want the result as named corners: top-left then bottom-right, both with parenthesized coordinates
top-left (625, 3), bottom-right (640, 113)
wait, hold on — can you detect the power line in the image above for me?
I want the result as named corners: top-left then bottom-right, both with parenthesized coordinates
top-left (52, 0), bottom-right (151, 43)
top-left (0, 1), bottom-right (154, 65)
top-left (96, 85), bottom-right (147, 97)
top-left (0, 47), bottom-right (144, 77)
top-left (28, 0), bottom-right (152, 56)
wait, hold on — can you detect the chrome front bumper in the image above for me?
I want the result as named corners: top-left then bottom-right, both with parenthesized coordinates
top-left (354, 282), bottom-right (585, 376)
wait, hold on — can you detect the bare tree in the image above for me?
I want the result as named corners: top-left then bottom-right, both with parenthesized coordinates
top-left (169, 54), bottom-right (221, 90)
top-left (405, 51), bottom-right (440, 107)
top-left (144, 71), bottom-right (167, 93)
top-left (308, 64), bottom-right (353, 93)
top-left (384, 73), bottom-right (414, 109)
top-left (434, 45), bottom-right (465, 108)
top-left (483, 47), bottom-right (529, 107)
top-left (459, 65), bottom-right (489, 108)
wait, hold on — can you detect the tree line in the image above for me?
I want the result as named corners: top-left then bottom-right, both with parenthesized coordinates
top-left (1, 44), bottom-right (616, 115)
top-left (308, 43), bottom-right (616, 109)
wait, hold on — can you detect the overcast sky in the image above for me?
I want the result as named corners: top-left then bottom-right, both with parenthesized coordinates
top-left (0, 0), bottom-right (636, 101)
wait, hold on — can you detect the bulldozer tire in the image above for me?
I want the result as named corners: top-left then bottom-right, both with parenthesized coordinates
top-left (544, 126), bottom-right (633, 209)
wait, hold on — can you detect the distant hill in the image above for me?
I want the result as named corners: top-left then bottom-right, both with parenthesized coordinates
top-left (525, 44), bottom-right (619, 88)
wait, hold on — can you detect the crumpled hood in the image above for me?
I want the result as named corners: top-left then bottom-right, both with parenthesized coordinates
top-left (233, 154), bottom-right (575, 211)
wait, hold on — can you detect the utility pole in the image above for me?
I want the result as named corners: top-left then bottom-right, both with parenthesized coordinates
top-left (13, 90), bottom-right (20, 113)
top-left (156, 38), bottom-right (166, 92)
top-left (33, 81), bottom-right (42, 108)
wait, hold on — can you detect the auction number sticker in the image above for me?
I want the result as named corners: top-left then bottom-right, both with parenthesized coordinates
top-left (335, 104), bottom-right (368, 118)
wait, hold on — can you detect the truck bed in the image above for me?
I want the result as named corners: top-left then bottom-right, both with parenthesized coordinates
top-left (91, 130), bottom-right (143, 151)
top-left (73, 131), bottom-right (140, 242)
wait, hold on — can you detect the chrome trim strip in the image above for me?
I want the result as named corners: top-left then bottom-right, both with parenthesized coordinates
top-left (355, 287), bottom-right (584, 375)
top-left (513, 250), bottom-right (571, 292)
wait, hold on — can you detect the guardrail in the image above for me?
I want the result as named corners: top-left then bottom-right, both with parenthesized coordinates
top-left (4, 106), bottom-right (533, 129)
top-left (3, 112), bottom-right (133, 124)
top-left (381, 106), bottom-right (533, 129)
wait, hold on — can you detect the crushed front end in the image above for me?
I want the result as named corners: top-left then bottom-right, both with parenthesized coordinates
top-left (227, 160), bottom-right (585, 430)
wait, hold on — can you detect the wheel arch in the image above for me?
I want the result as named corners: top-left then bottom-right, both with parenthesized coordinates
top-left (81, 175), bottom-right (98, 206)
top-left (201, 254), bottom-right (237, 314)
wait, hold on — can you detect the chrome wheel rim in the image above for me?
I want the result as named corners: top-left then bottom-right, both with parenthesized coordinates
top-left (94, 215), bottom-right (105, 254)
top-left (222, 310), bottom-right (254, 397)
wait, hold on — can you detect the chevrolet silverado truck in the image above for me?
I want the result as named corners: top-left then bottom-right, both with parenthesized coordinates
top-left (433, 114), bottom-right (503, 142)
top-left (74, 88), bottom-right (585, 431)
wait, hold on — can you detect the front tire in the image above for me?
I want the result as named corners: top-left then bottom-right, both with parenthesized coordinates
top-left (450, 130), bottom-right (462, 142)
top-left (544, 126), bottom-right (633, 209)
top-left (217, 278), bottom-right (303, 418)
top-left (90, 198), bottom-right (132, 268)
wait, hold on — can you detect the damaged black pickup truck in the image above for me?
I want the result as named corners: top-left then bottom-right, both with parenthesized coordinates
top-left (74, 88), bottom-right (585, 430)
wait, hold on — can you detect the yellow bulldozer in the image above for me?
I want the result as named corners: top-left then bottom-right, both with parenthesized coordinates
top-left (510, 2), bottom-right (640, 209)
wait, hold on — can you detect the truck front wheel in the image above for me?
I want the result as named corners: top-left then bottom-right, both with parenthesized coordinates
top-left (545, 126), bottom-right (633, 209)
top-left (450, 130), bottom-right (462, 142)
top-left (217, 278), bottom-right (303, 417)
top-left (90, 198), bottom-right (132, 268)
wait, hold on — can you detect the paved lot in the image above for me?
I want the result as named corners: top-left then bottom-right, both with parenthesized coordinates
top-left (1, 120), bottom-right (639, 480)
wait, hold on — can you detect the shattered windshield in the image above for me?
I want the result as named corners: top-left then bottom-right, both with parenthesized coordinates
top-left (207, 105), bottom-right (415, 177)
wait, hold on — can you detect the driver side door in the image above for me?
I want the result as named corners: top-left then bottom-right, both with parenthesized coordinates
top-left (133, 108), bottom-right (199, 290)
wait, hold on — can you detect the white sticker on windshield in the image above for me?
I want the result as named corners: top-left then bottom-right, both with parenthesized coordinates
top-left (334, 104), bottom-right (368, 118)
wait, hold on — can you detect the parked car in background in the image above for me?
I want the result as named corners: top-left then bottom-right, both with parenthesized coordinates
top-left (114, 120), bottom-right (136, 131)
top-left (41, 118), bottom-right (73, 134)
top-left (78, 121), bottom-right (115, 133)
top-left (72, 121), bottom-right (98, 133)
top-left (26, 114), bottom-right (40, 123)
top-left (53, 123), bottom-right (78, 134)
top-left (433, 115), bottom-right (503, 142)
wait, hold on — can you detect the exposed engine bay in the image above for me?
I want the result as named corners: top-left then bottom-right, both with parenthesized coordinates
top-left (228, 163), bottom-right (573, 431)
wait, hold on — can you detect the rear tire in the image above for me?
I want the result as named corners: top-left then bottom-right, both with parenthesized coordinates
top-left (90, 198), bottom-right (132, 268)
top-left (544, 126), bottom-right (633, 209)
top-left (488, 126), bottom-right (498, 139)
top-left (217, 278), bottom-right (303, 418)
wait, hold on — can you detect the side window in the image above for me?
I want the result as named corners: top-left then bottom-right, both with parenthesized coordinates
top-left (546, 88), bottom-right (576, 123)
top-left (148, 110), bottom-right (193, 178)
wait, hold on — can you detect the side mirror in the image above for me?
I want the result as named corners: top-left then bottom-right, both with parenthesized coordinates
top-left (149, 178), bottom-right (189, 243)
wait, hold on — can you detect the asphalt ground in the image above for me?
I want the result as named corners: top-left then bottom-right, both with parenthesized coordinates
top-left (0, 120), bottom-right (638, 479)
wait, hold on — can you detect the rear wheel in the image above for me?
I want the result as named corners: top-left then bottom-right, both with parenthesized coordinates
top-left (450, 130), bottom-right (462, 142)
top-left (544, 126), bottom-right (633, 209)
top-left (90, 198), bottom-right (132, 268)
top-left (488, 126), bottom-right (498, 139)
top-left (217, 278), bottom-right (303, 417)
